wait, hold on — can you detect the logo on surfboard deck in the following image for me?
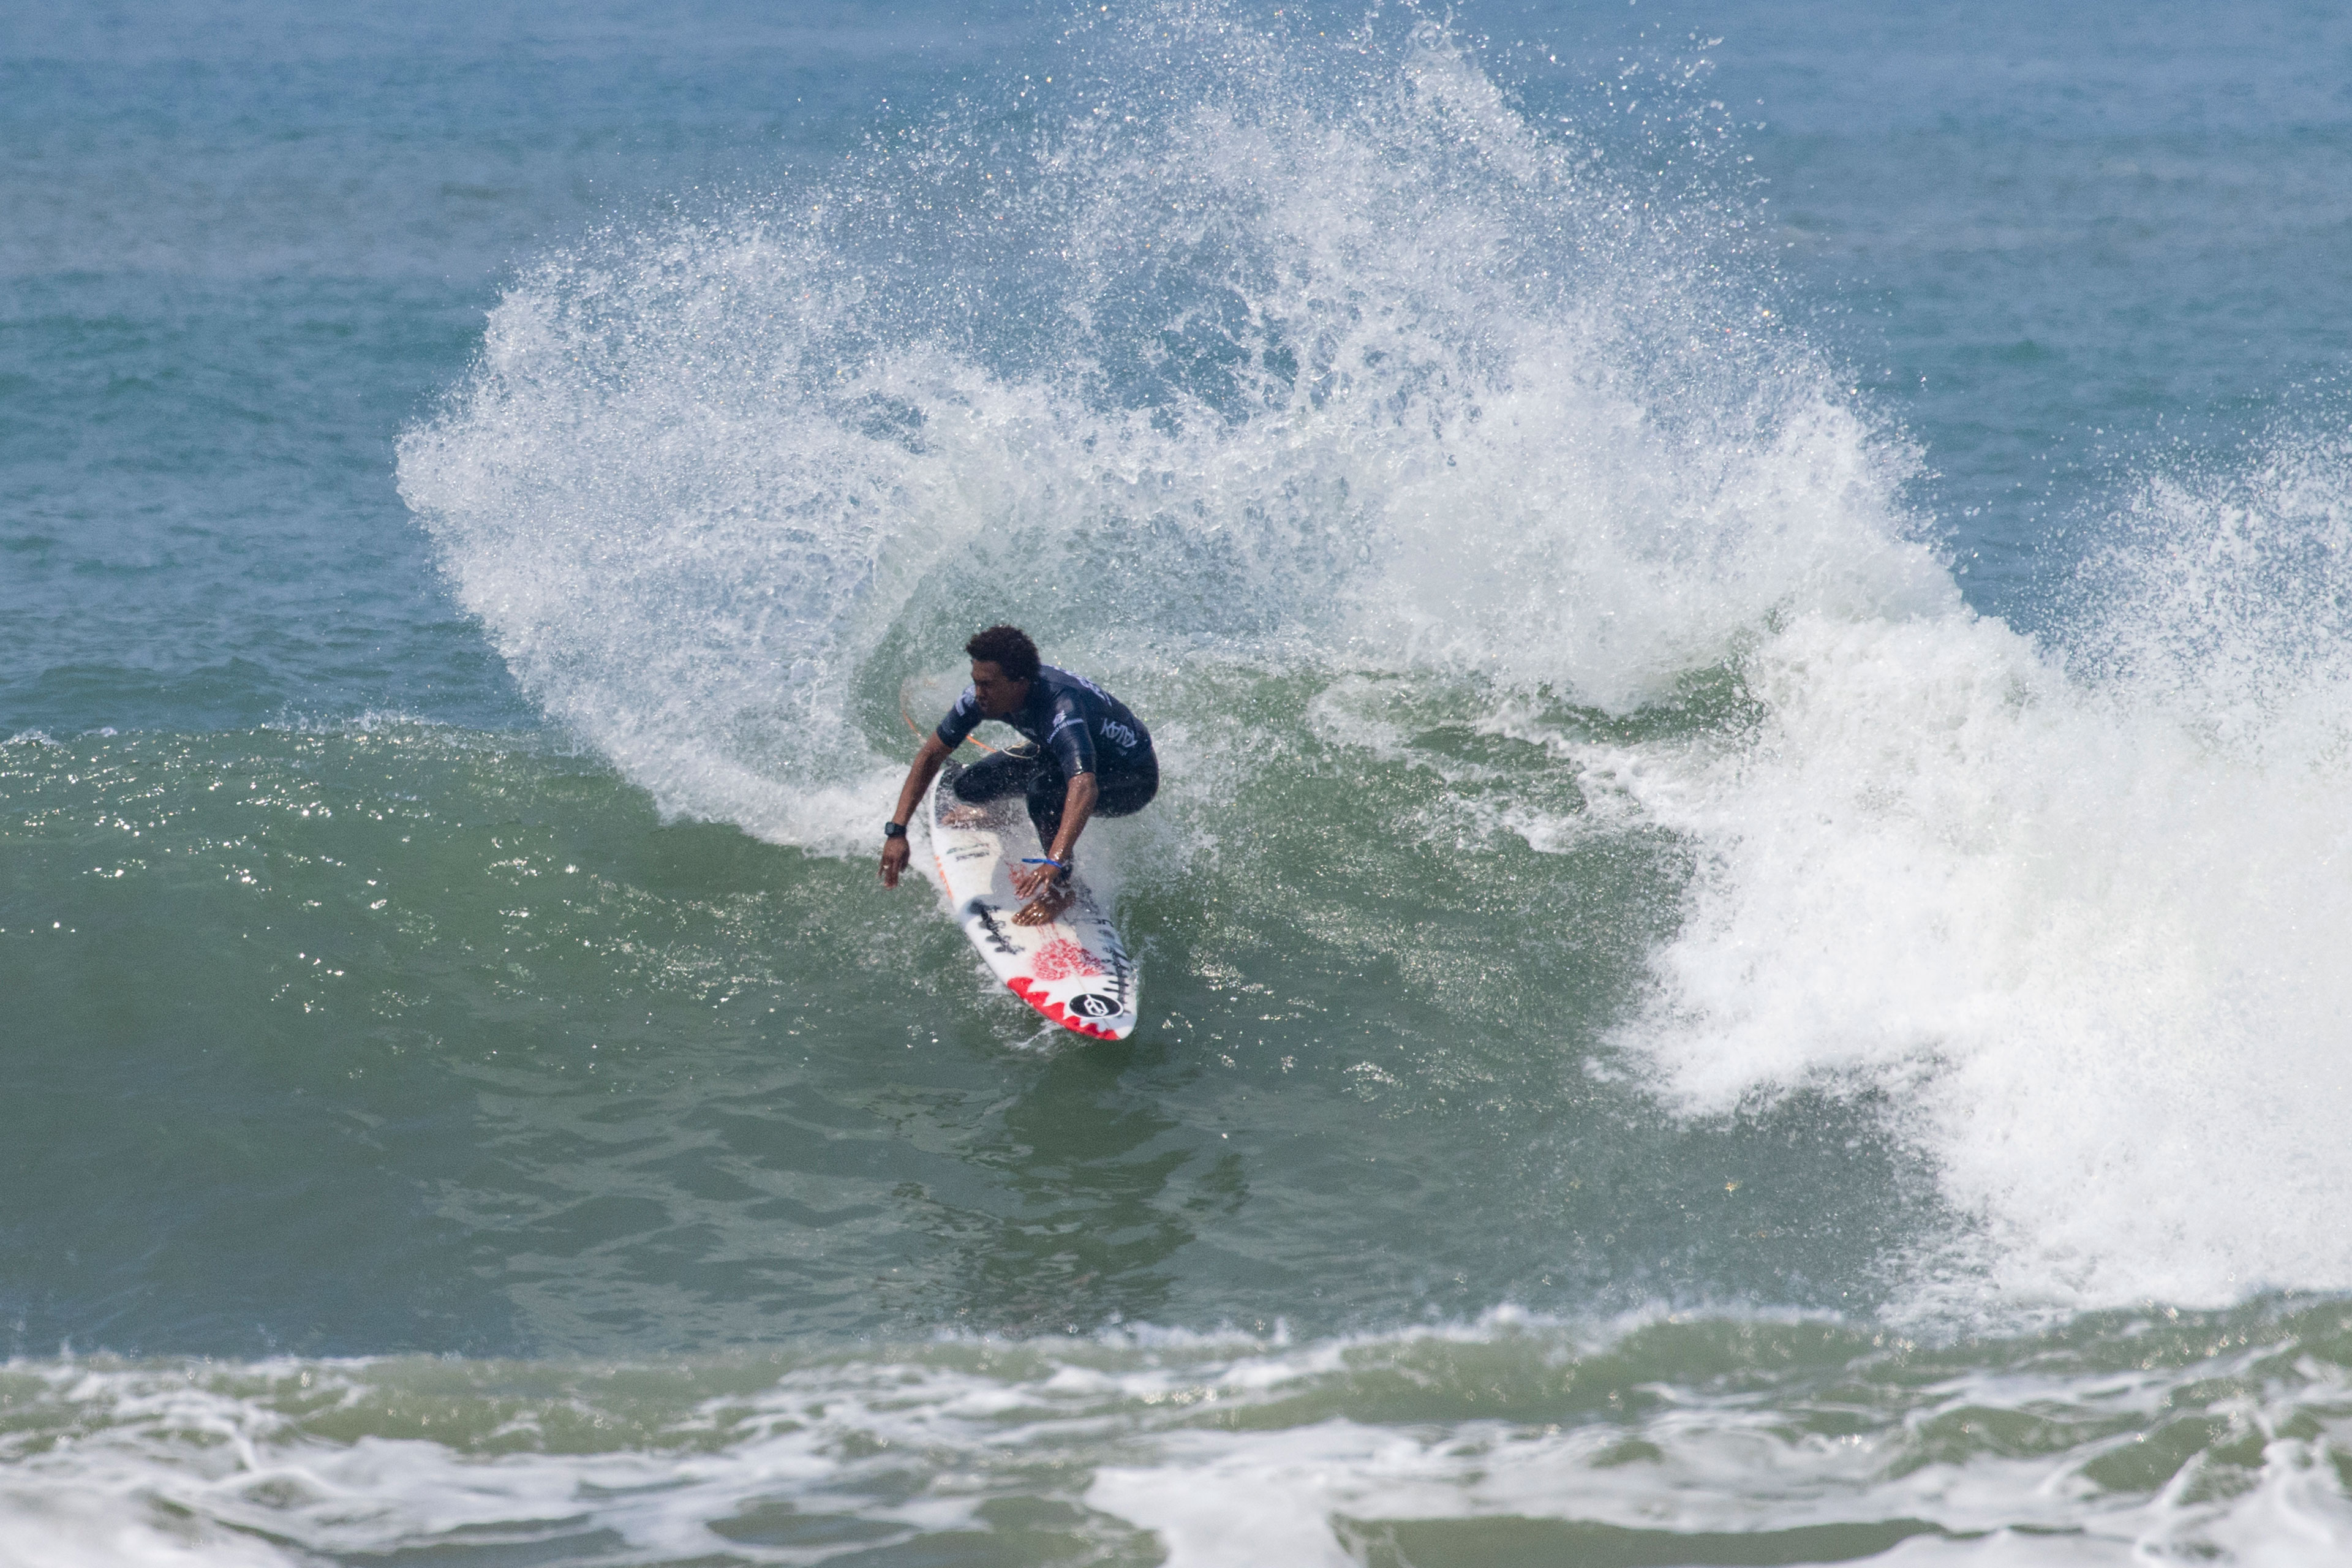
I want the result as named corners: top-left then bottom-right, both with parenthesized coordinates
top-left (968, 903), bottom-right (1021, 956)
top-left (1031, 937), bottom-right (1104, 981)
top-left (1066, 992), bottom-right (1120, 1020)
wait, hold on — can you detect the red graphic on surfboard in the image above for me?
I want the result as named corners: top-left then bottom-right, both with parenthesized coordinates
top-left (1030, 938), bottom-right (1106, 981)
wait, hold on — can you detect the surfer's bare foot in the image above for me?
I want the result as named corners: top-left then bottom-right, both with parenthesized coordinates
top-left (938, 803), bottom-right (989, 827)
top-left (1011, 885), bottom-right (1072, 925)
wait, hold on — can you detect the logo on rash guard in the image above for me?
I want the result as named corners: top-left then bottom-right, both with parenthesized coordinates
top-left (1098, 718), bottom-right (1136, 750)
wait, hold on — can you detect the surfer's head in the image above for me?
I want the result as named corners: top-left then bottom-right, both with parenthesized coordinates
top-left (966, 624), bottom-right (1039, 717)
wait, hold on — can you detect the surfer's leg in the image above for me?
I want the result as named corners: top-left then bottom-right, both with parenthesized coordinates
top-left (1022, 755), bottom-right (1155, 849)
top-left (951, 750), bottom-right (1039, 805)
top-left (1091, 754), bottom-right (1160, 818)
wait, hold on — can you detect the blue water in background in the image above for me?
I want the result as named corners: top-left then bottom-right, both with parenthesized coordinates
top-left (3, 0), bottom-right (1023, 733)
top-left (9, 4), bottom-right (2352, 1562)
top-left (8, 1), bottom-right (2348, 741)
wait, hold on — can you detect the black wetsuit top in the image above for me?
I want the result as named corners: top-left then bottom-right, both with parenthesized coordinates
top-left (935, 665), bottom-right (1154, 780)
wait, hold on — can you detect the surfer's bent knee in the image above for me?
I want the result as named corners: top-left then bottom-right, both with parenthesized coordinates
top-left (1095, 756), bottom-right (1159, 818)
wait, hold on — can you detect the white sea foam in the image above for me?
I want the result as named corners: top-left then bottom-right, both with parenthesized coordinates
top-left (1596, 434), bottom-right (2352, 1315)
top-left (396, 7), bottom-right (1909, 839)
top-left (6, 1310), bottom-right (2351, 1567)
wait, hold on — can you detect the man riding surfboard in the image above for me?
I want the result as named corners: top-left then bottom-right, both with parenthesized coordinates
top-left (879, 625), bottom-right (1159, 924)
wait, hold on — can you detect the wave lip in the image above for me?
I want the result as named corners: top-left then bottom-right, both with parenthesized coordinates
top-left (396, 6), bottom-right (1943, 849)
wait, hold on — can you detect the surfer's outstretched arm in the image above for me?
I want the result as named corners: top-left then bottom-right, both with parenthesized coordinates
top-left (880, 733), bottom-right (952, 888)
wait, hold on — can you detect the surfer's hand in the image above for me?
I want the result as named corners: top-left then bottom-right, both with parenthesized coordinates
top-left (1009, 859), bottom-right (1071, 900)
top-left (880, 837), bottom-right (910, 888)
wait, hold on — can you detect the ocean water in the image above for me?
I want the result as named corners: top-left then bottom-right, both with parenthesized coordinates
top-left (8, 0), bottom-right (2352, 1561)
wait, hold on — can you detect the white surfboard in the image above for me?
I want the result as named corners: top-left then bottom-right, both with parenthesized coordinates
top-left (924, 758), bottom-right (1139, 1041)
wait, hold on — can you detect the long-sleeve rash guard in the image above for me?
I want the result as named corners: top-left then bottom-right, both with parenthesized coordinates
top-left (935, 665), bottom-right (1154, 779)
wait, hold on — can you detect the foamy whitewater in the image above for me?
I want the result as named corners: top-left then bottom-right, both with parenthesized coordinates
top-left (12, 0), bottom-right (2352, 1561)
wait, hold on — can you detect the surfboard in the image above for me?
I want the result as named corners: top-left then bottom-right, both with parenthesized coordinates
top-left (923, 755), bottom-right (1139, 1042)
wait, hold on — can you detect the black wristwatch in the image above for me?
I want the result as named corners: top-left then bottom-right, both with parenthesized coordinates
top-left (883, 821), bottom-right (907, 840)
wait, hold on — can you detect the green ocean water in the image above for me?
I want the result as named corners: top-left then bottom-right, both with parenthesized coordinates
top-left (2, 685), bottom-right (1930, 1354)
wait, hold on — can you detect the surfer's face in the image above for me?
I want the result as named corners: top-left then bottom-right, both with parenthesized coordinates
top-left (970, 660), bottom-right (1029, 718)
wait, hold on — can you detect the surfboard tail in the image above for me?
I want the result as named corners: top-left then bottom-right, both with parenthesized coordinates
top-left (1006, 973), bottom-right (1133, 1040)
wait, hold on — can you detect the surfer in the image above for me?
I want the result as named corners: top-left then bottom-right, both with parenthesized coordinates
top-left (880, 625), bottom-right (1158, 924)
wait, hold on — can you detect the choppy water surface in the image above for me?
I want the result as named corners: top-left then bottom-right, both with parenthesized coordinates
top-left (8, 1), bottom-right (2352, 1561)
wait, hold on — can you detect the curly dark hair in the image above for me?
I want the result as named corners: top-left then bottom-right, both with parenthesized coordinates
top-left (965, 624), bottom-right (1041, 680)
